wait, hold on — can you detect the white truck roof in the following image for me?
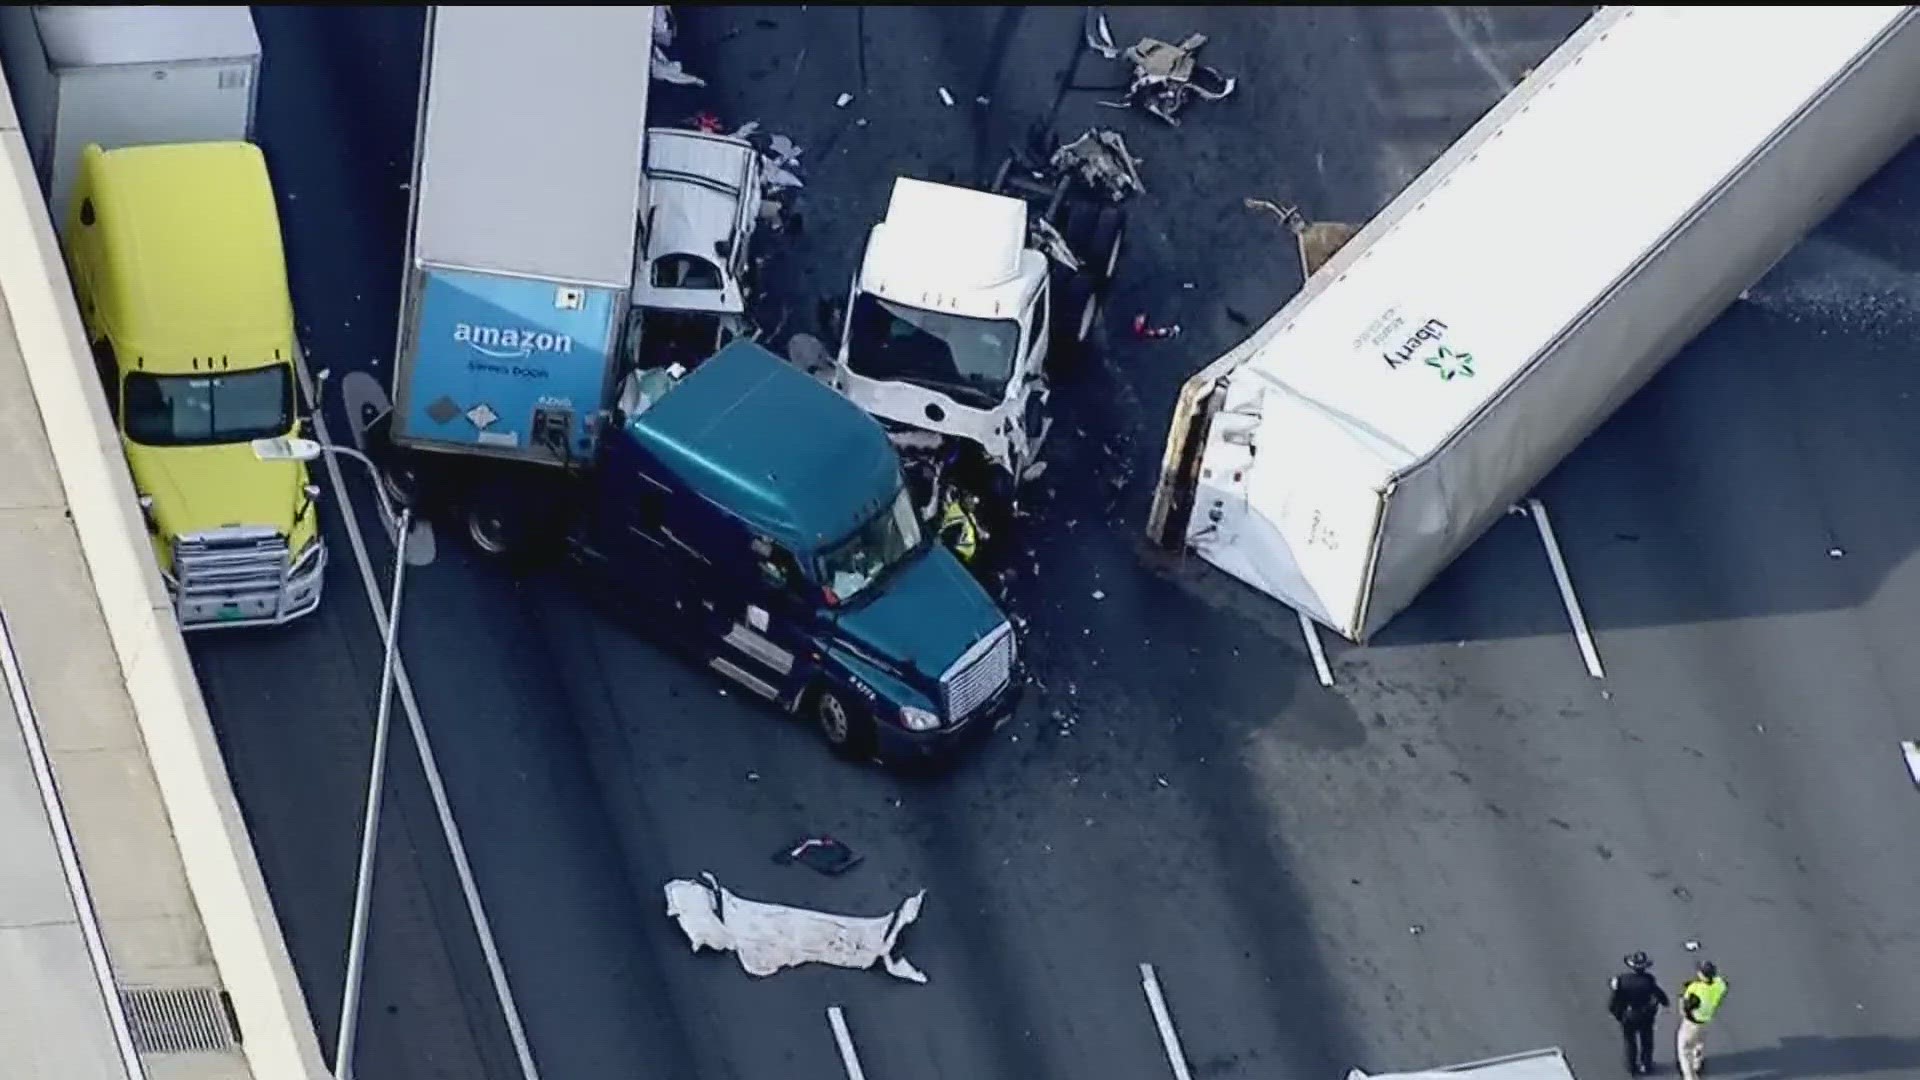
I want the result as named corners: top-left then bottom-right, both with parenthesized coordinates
top-left (1177, 4), bottom-right (1920, 640)
top-left (861, 177), bottom-right (1033, 320)
top-left (27, 5), bottom-right (257, 68)
top-left (411, 6), bottom-right (650, 288)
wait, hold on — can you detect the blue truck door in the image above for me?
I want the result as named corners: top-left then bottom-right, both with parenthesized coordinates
top-left (710, 539), bottom-right (815, 705)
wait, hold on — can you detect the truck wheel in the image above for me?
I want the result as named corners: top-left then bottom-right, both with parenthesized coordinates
top-left (812, 685), bottom-right (875, 758)
top-left (466, 505), bottom-right (521, 559)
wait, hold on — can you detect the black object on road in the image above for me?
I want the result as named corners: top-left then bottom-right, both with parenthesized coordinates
top-left (773, 836), bottom-right (864, 875)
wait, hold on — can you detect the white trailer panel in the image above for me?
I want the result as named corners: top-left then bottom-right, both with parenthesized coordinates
top-left (1161, 5), bottom-right (1920, 642)
top-left (411, 6), bottom-right (650, 288)
top-left (0, 5), bottom-right (257, 231)
top-left (1348, 1047), bottom-right (1577, 1080)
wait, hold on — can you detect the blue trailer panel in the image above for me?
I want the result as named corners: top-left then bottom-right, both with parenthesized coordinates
top-left (392, 265), bottom-right (620, 463)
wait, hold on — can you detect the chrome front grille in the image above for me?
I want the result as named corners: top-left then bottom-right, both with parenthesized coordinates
top-left (174, 526), bottom-right (288, 596)
top-left (941, 622), bottom-right (1015, 721)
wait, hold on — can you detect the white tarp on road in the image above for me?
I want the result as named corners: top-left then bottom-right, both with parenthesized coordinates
top-left (663, 873), bottom-right (929, 983)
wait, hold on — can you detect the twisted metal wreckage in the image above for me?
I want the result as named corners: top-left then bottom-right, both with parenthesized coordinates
top-left (1085, 9), bottom-right (1238, 126)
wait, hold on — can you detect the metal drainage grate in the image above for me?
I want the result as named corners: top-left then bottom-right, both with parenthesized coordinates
top-left (119, 985), bottom-right (239, 1054)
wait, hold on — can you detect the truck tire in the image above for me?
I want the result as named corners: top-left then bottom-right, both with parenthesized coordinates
top-left (465, 503), bottom-right (523, 560)
top-left (812, 685), bottom-right (876, 759)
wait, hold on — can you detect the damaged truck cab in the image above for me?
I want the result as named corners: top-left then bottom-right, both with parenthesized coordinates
top-left (834, 168), bottom-right (1123, 558)
top-left (578, 341), bottom-right (1020, 761)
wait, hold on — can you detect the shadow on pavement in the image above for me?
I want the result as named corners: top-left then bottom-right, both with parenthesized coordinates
top-left (1709, 1034), bottom-right (1920, 1080)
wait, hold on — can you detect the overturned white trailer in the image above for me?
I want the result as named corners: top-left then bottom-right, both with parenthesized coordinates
top-left (1147, 5), bottom-right (1920, 643)
top-left (1348, 1047), bottom-right (1576, 1080)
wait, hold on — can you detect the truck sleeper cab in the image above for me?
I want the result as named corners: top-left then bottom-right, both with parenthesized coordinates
top-left (581, 341), bottom-right (1019, 762)
top-left (63, 141), bottom-right (325, 629)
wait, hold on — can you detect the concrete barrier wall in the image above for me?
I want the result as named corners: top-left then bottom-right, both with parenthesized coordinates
top-left (0, 77), bottom-right (330, 1080)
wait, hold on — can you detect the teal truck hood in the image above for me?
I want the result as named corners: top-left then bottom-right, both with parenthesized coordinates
top-left (831, 545), bottom-right (1006, 679)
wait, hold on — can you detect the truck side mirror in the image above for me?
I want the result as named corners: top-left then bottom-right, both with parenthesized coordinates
top-left (252, 436), bottom-right (325, 462)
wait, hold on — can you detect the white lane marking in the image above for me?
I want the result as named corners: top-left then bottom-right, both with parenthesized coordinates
top-left (1525, 497), bottom-right (1605, 680)
top-left (1902, 740), bottom-right (1920, 789)
top-left (295, 347), bottom-right (543, 1080)
top-left (1296, 609), bottom-right (1334, 687)
top-left (826, 1006), bottom-right (869, 1080)
top-left (0, 609), bottom-right (149, 1078)
top-left (1139, 962), bottom-right (1194, 1080)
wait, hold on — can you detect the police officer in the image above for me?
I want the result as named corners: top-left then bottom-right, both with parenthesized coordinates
top-left (1677, 960), bottom-right (1728, 1080)
top-left (1608, 951), bottom-right (1670, 1075)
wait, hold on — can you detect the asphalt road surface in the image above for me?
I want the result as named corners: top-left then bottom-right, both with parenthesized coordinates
top-left (183, 6), bottom-right (1920, 1079)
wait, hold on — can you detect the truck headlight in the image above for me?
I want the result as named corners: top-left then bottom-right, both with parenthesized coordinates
top-left (292, 536), bottom-right (323, 575)
top-left (899, 705), bottom-right (941, 732)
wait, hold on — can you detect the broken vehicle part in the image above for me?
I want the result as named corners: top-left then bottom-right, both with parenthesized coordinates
top-left (1085, 9), bottom-right (1237, 126)
top-left (772, 836), bottom-right (864, 875)
top-left (663, 873), bottom-right (928, 982)
top-left (1245, 198), bottom-right (1359, 279)
top-left (1049, 128), bottom-right (1145, 203)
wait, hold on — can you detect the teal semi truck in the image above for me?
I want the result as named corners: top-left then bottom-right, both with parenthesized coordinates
top-left (576, 342), bottom-right (1019, 760)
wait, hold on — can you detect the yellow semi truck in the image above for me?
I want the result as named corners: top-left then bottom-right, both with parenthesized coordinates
top-left (63, 140), bottom-right (325, 628)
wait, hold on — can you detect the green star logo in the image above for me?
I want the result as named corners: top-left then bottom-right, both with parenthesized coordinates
top-left (1426, 346), bottom-right (1475, 381)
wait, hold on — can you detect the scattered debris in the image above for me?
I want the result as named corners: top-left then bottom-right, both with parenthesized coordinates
top-left (763, 161), bottom-right (804, 191)
top-left (663, 873), bottom-right (928, 982)
top-left (836, 92), bottom-right (855, 108)
top-left (1409, 923), bottom-right (1424, 935)
top-left (938, 86), bottom-right (955, 107)
top-left (650, 12), bottom-right (706, 87)
top-left (785, 332), bottom-right (836, 384)
top-left (1086, 9), bottom-right (1236, 126)
top-left (1132, 313), bottom-right (1181, 340)
top-left (1048, 128), bottom-right (1146, 203)
top-left (772, 836), bottom-right (864, 875)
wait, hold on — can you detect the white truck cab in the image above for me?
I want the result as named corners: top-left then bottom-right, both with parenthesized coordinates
top-left (835, 177), bottom-right (1054, 484)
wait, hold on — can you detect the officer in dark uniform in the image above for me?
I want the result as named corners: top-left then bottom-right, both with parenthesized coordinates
top-left (1608, 950), bottom-right (1671, 1075)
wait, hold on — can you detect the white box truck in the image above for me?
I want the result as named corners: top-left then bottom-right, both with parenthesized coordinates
top-left (0, 5), bottom-right (258, 232)
top-left (1147, 5), bottom-right (1920, 643)
top-left (370, 5), bottom-right (763, 556)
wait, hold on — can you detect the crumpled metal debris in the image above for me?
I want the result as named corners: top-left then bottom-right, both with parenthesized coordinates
top-left (1049, 128), bottom-right (1145, 203)
top-left (1031, 217), bottom-right (1081, 273)
top-left (663, 872), bottom-right (929, 983)
top-left (730, 121), bottom-right (807, 191)
top-left (651, 6), bottom-right (706, 86)
top-left (1086, 10), bottom-right (1236, 126)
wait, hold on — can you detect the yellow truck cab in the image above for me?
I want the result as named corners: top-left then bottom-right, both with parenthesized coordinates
top-left (62, 140), bottom-right (325, 629)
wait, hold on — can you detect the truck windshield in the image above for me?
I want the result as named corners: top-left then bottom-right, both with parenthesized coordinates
top-left (123, 364), bottom-right (295, 448)
top-left (846, 293), bottom-right (1018, 409)
top-left (819, 486), bottom-right (924, 605)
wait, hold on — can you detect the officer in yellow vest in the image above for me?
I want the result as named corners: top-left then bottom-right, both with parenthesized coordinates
top-left (937, 489), bottom-right (982, 566)
top-left (1677, 960), bottom-right (1728, 1080)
